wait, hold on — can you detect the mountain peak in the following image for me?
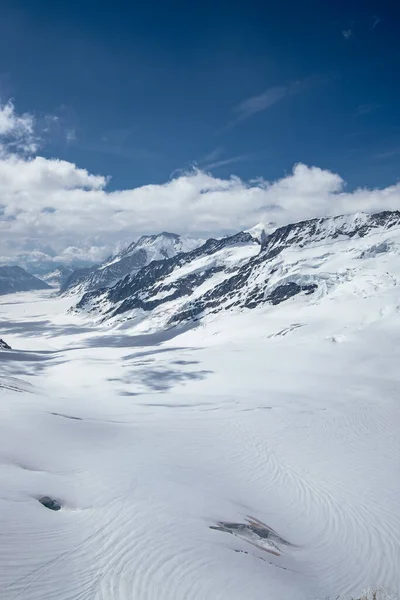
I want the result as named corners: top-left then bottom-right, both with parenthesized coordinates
top-left (135, 231), bottom-right (180, 247)
top-left (245, 222), bottom-right (276, 243)
top-left (61, 232), bottom-right (204, 295)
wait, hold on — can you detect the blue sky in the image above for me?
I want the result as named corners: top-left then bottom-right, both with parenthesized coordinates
top-left (1, 0), bottom-right (399, 190)
top-left (0, 0), bottom-right (399, 270)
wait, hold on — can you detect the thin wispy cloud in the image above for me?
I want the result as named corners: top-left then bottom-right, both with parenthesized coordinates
top-left (356, 103), bottom-right (381, 116)
top-left (342, 29), bottom-right (353, 40)
top-left (201, 147), bottom-right (224, 163)
top-left (220, 86), bottom-right (287, 132)
top-left (376, 147), bottom-right (400, 160)
top-left (36, 105), bottom-right (79, 149)
top-left (83, 132), bottom-right (156, 161)
top-left (233, 86), bottom-right (288, 123)
top-left (372, 16), bottom-right (382, 30)
top-left (203, 154), bottom-right (250, 171)
top-left (219, 77), bottom-right (318, 134)
top-left (66, 128), bottom-right (77, 144)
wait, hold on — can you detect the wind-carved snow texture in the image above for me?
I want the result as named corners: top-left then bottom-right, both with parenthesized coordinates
top-left (1, 210), bottom-right (400, 600)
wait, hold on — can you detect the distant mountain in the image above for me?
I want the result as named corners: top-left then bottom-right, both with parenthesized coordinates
top-left (0, 338), bottom-right (11, 350)
top-left (0, 266), bottom-right (51, 295)
top-left (61, 232), bottom-right (203, 296)
top-left (59, 265), bottom-right (100, 295)
top-left (72, 211), bottom-right (400, 330)
top-left (40, 266), bottom-right (74, 288)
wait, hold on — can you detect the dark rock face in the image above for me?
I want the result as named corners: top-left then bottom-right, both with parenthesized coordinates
top-left (0, 266), bottom-right (51, 295)
top-left (38, 496), bottom-right (62, 511)
top-left (0, 338), bottom-right (11, 350)
top-left (73, 210), bottom-right (400, 326)
top-left (266, 283), bottom-right (318, 305)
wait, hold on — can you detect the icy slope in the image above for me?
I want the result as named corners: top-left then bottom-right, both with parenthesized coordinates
top-left (61, 232), bottom-right (203, 296)
top-left (73, 210), bottom-right (400, 331)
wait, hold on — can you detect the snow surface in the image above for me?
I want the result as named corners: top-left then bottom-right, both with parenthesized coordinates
top-left (1, 259), bottom-right (400, 600)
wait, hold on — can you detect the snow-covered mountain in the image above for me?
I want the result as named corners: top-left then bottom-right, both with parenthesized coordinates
top-left (0, 338), bottom-right (11, 350)
top-left (61, 232), bottom-right (203, 296)
top-left (39, 265), bottom-right (74, 288)
top-left (73, 231), bottom-right (260, 322)
top-left (73, 210), bottom-right (400, 329)
top-left (0, 266), bottom-right (51, 295)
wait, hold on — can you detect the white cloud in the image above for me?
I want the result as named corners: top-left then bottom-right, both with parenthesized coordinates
top-left (0, 100), bottom-right (37, 153)
top-left (1, 102), bottom-right (400, 268)
top-left (1, 151), bottom-right (400, 268)
top-left (0, 154), bottom-right (106, 191)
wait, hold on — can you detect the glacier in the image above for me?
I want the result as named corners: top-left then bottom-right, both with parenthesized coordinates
top-left (0, 211), bottom-right (400, 599)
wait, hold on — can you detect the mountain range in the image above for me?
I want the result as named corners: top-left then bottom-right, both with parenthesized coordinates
top-left (71, 210), bottom-right (400, 331)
